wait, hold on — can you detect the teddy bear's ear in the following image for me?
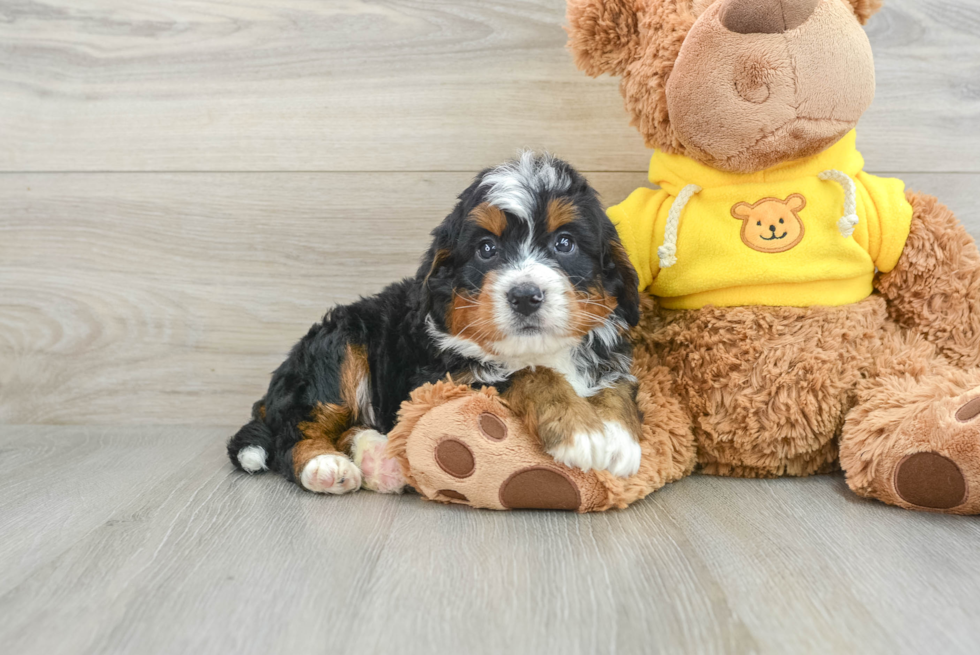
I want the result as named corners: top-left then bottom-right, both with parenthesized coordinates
top-left (566, 0), bottom-right (642, 77)
top-left (844, 0), bottom-right (883, 24)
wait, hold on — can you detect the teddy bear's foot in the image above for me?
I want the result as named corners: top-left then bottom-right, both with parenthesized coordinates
top-left (390, 388), bottom-right (610, 511)
top-left (351, 429), bottom-right (406, 494)
top-left (841, 374), bottom-right (980, 514)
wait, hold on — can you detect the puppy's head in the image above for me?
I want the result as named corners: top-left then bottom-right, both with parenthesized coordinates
top-left (420, 153), bottom-right (639, 361)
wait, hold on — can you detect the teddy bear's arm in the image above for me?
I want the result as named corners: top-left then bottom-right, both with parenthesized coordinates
top-left (875, 191), bottom-right (980, 369)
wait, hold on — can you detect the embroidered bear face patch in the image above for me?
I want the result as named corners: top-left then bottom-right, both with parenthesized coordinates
top-left (731, 194), bottom-right (807, 253)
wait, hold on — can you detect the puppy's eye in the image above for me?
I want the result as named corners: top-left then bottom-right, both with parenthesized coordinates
top-left (477, 239), bottom-right (497, 260)
top-left (555, 234), bottom-right (575, 254)
top-left (779, 218), bottom-right (784, 224)
top-left (757, 221), bottom-right (762, 226)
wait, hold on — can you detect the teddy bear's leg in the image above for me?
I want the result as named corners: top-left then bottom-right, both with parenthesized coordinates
top-left (875, 192), bottom-right (980, 370)
top-left (840, 329), bottom-right (980, 514)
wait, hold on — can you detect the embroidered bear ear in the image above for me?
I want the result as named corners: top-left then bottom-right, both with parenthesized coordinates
top-left (844, 0), bottom-right (883, 25)
top-left (731, 201), bottom-right (754, 221)
top-left (786, 193), bottom-right (807, 212)
top-left (566, 0), bottom-right (642, 77)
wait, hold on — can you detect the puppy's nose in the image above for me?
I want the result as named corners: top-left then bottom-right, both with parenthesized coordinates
top-left (769, 225), bottom-right (777, 232)
top-left (720, 0), bottom-right (818, 34)
top-left (507, 284), bottom-right (544, 316)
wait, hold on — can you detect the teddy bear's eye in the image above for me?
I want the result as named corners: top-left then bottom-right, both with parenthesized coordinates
top-left (757, 221), bottom-right (762, 226)
top-left (779, 218), bottom-right (784, 224)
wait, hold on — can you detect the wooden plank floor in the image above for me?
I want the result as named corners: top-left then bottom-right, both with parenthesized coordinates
top-left (2, 425), bottom-right (980, 655)
top-left (3, 1), bottom-right (980, 653)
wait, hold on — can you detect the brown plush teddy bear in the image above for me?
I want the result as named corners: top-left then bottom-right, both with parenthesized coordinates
top-left (388, 0), bottom-right (980, 514)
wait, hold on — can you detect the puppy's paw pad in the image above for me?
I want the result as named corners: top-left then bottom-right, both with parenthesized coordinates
top-left (301, 454), bottom-right (362, 494)
top-left (352, 429), bottom-right (406, 494)
top-left (548, 421), bottom-right (641, 478)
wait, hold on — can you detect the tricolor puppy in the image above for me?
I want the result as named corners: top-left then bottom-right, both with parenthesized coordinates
top-left (228, 153), bottom-right (643, 495)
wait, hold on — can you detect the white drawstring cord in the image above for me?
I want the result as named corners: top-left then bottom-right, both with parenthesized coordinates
top-left (819, 169), bottom-right (859, 237)
top-left (658, 184), bottom-right (701, 268)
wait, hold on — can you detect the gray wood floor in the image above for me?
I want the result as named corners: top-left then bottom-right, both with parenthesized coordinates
top-left (1, 425), bottom-right (979, 655)
top-left (3, 1), bottom-right (980, 653)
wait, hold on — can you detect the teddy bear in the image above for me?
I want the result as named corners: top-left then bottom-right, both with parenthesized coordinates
top-left (385, 0), bottom-right (980, 514)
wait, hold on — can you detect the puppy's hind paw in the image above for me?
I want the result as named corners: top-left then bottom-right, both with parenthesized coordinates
top-left (352, 429), bottom-right (407, 494)
top-left (548, 421), bottom-right (642, 478)
top-left (300, 454), bottom-right (362, 494)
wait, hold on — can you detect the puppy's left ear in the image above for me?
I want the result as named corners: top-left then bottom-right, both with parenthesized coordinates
top-left (603, 236), bottom-right (641, 327)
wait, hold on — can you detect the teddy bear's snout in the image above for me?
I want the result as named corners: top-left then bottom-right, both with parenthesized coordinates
top-left (720, 0), bottom-right (818, 34)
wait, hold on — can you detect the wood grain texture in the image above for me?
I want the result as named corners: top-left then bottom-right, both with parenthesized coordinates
top-left (1, 425), bottom-right (979, 655)
top-left (1, 172), bottom-right (977, 425)
top-left (0, 0), bottom-right (977, 173)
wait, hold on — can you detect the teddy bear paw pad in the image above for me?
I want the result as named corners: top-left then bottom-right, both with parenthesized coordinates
top-left (434, 438), bottom-right (476, 478)
top-left (955, 397), bottom-right (980, 423)
top-left (893, 452), bottom-right (968, 511)
top-left (499, 467), bottom-right (582, 511)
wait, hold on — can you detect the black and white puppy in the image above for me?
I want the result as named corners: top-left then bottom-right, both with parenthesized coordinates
top-left (228, 153), bottom-right (642, 495)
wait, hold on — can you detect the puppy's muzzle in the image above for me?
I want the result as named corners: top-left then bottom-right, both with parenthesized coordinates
top-left (507, 284), bottom-right (544, 317)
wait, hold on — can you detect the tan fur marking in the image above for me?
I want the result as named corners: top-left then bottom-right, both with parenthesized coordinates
top-left (546, 197), bottom-right (578, 233)
top-left (339, 344), bottom-right (370, 420)
top-left (469, 203), bottom-right (507, 237)
top-left (588, 382), bottom-right (643, 442)
top-left (503, 368), bottom-right (603, 453)
top-left (292, 437), bottom-right (341, 479)
top-left (568, 287), bottom-right (617, 337)
top-left (298, 403), bottom-right (352, 443)
top-left (447, 272), bottom-right (505, 349)
top-left (337, 426), bottom-right (366, 453)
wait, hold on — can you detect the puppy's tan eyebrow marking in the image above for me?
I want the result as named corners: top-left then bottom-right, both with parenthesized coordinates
top-left (469, 203), bottom-right (507, 236)
top-left (546, 198), bottom-right (578, 233)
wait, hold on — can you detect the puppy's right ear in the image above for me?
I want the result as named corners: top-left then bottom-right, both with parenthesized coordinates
top-left (566, 0), bottom-right (642, 77)
top-left (417, 224), bottom-right (454, 320)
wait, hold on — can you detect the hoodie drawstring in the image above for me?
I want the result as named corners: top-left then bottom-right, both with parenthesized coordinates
top-left (819, 169), bottom-right (859, 238)
top-left (658, 184), bottom-right (701, 269)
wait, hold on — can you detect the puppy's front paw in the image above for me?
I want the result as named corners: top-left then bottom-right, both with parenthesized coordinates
top-left (300, 454), bottom-right (362, 494)
top-left (548, 421), bottom-right (641, 478)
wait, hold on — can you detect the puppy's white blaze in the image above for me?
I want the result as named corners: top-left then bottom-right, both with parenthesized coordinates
top-left (480, 151), bottom-right (571, 224)
top-left (237, 445), bottom-right (268, 473)
top-left (491, 255), bottom-right (572, 339)
top-left (300, 454), bottom-right (362, 494)
top-left (548, 421), bottom-right (641, 478)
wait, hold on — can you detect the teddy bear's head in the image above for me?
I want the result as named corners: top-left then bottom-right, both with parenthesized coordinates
top-left (567, 0), bottom-right (880, 173)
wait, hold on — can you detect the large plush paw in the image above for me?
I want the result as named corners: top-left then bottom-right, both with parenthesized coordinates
top-left (547, 421), bottom-right (642, 478)
top-left (300, 454), bottom-right (362, 494)
top-left (842, 375), bottom-right (980, 515)
top-left (351, 429), bottom-right (407, 494)
top-left (395, 389), bottom-right (615, 511)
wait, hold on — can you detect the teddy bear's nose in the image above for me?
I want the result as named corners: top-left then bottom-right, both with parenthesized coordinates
top-left (720, 0), bottom-right (818, 34)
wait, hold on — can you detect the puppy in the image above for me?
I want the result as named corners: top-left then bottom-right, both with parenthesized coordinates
top-left (227, 153), bottom-right (643, 495)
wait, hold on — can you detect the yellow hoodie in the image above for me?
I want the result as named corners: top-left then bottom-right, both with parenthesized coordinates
top-left (607, 131), bottom-right (913, 309)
